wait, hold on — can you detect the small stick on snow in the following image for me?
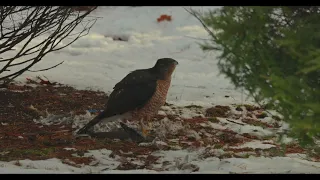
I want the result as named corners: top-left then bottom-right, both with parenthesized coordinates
top-left (226, 119), bottom-right (246, 126)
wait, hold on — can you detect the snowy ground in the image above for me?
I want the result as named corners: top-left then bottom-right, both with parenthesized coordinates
top-left (1, 6), bottom-right (319, 173)
top-left (1, 151), bottom-right (319, 174)
top-left (2, 6), bottom-right (250, 105)
top-left (1, 102), bottom-right (320, 174)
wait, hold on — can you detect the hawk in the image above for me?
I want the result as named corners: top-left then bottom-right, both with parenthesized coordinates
top-left (77, 58), bottom-right (178, 137)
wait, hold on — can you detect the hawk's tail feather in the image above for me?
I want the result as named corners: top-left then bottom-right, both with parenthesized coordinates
top-left (77, 110), bottom-right (112, 134)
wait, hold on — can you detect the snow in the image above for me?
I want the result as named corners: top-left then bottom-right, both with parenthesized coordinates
top-left (280, 134), bottom-right (294, 144)
top-left (229, 140), bottom-right (275, 150)
top-left (208, 118), bottom-right (274, 139)
top-left (6, 6), bottom-right (252, 106)
top-left (1, 6), bottom-right (319, 174)
top-left (179, 108), bottom-right (205, 119)
top-left (1, 149), bottom-right (319, 174)
top-left (193, 157), bottom-right (320, 174)
top-left (4, 105), bottom-right (317, 174)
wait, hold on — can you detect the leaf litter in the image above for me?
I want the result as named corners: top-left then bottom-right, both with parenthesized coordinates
top-left (0, 80), bottom-right (319, 173)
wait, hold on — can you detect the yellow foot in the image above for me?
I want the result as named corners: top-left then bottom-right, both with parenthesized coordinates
top-left (141, 127), bottom-right (149, 137)
top-left (140, 118), bottom-right (153, 138)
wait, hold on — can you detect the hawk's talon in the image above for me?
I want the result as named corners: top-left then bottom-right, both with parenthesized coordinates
top-left (141, 127), bottom-right (149, 138)
top-left (140, 119), bottom-right (150, 138)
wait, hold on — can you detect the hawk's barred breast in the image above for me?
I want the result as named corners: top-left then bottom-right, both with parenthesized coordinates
top-left (132, 78), bottom-right (171, 119)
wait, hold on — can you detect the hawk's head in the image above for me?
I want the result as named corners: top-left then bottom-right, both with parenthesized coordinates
top-left (153, 58), bottom-right (178, 80)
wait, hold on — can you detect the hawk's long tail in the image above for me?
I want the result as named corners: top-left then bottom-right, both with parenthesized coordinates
top-left (77, 110), bottom-right (111, 134)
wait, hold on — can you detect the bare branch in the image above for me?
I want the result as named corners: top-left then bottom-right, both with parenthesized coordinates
top-left (0, 6), bottom-right (98, 85)
top-left (184, 7), bottom-right (246, 62)
top-left (27, 61), bottom-right (64, 72)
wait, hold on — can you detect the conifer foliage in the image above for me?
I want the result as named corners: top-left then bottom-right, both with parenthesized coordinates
top-left (189, 6), bottom-right (320, 146)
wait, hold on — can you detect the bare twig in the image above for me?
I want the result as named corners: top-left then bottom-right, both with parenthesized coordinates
top-left (183, 35), bottom-right (211, 41)
top-left (0, 6), bottom-right (98, 86)
top-left (27, 61), bottom-right (64, 72)
top-left (226, 119), bottom-right (246, 126)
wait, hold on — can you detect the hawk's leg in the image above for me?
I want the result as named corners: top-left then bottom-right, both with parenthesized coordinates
top-left (146, 116), bottom-right (153, 133)
top-left (140, 116), bottom-right (151, 137)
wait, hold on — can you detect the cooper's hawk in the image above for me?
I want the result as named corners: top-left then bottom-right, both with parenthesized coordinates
top-left (77, 58), bottom-right (178, 137)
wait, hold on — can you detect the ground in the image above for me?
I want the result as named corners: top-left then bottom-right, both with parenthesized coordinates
top-left (0, 6), bottom-right (319, 173)
top-left (0, 80), bottom-right (319, 173)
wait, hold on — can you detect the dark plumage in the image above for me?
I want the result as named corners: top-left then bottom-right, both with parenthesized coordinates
top-left (77, 58), bottom-right (178, 135)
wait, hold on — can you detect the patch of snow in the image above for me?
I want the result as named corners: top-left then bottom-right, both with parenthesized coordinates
top-left (280, 134), bottom-right (295, 144)
top-left (267, 110), bottom-right (284, 120)
top-left (286, 153), bottom-right (308, 159)
top-left (34, 114), bottom-right (73, 126)
top-left (278, 122), bottom-right (290, 132)
top-left (201, 148), bottom-right (226, 157)
top-left (102, 169), bottom-right (179, 174)
top-left (179, 108), bottom-right (204, 119)
top-left (1, 148), bottom-right (320, 174)
top-left (0, 150), bottom-right (121, 174)
top-left (159, 106), bottom-right (178, 116)
top-left (167, 100), bottom-right (215, 108)
top-left (64, 148), bottom-right (77, 151)
top-left (0, 159), bottom-right (79, 173)
top-left (152, 150), bottom-right (201, 164)
top-left (208, 122), bottom-right (227, 130)
top-left (158, 110), bottom-right (167, 116)
top-left (153, 118), bottom-right (185, 138)
top-left (150, 150), bottom-right (320, 174)
top-left (230, 140), bottom-right (276, 150)
top-left (261, 117), bottom-right (275, 124)
top-left (160, 106), bottom-right (173, 111)
top-left (82, 149), bottom-right (121, 171)
top-left (193, 156), bottom-right (320, 174)
top-left (216, 118), bottom-right (275, 138)
top-left (238, 125), bottom-right (274, 138)
top-left (11, 6), bottom-right (252, 106)
top-left (0, 167), bottom-right (68, 174)
top-left (186, 129), bottom-right (201, 141)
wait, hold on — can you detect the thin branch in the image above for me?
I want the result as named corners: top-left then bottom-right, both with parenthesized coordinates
top-left (27, 61), bottom-right (64, 72)
top-left (226, 119), bottom-right (246, 126)
top-left (183, 35), bottom-right (211, 41)
top-left (0, 6), bottom-right (98, 84)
